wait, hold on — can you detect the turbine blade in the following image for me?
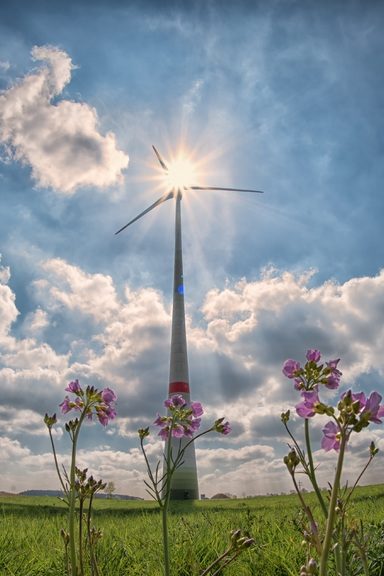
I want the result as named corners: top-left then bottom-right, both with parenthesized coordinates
top-left (189, 186), bottom-right (264, 193)
top-left (152, 145), bottom-right (168, 172)
top-left (115, 192), bottom-right (174, 235)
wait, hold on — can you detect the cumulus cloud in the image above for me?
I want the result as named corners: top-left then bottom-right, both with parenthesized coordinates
top-left (2, 257), bottom-right (384, 496)
top-left (34, 258), bottom-right (120, 321)
top-left (199, 267), bottom-right (384, 390)
top-left (0, 260), bottom-right (18, 340)
top-left (0, 45), bottom-right (129, 194)
top-left (22, 308), bottom-right (49, 337)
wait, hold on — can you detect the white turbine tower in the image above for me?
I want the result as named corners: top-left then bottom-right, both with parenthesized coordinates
top-left (116, 145), bottom-right (263, 500)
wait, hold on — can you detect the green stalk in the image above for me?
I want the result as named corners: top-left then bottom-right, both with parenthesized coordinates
top-left (319, 433), bottom-right (347, 576)
top-left (78, 498), bottom-right (84, 576)
top-left (162, 427), bottom-right (173, 576)
top-left (140, 421), bottom-right (217, 576)
top-left (291, 471), bottom-right (321, 554)
top-left (199, 548), bottom-right (231, 576)
top-left (68, 413), bottom-right (87, 576)
top-left (87, 492), bottom-right (100, 576)
top-left (304, 419), bottom-right (327, 518)
top-left (48, 427), bottom-right (68, 497)
top-left (68, 429), bottom-right (79, 576)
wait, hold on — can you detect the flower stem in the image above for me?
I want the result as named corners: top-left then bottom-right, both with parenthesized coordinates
top-left (291, 471), bottom-right (321, 554)
top-left (319, 432), bottom-right (347, 576)
top-left (48, 427), bottom-right (68, 497)
top-left (68, 430), bottom-right (79, 576)
top-left (87, 492), bottom-right (100, 576)
top-left (68, 413), bottom-right (87, 576)
top-left (304, 419), bottom-right (328, 518)
top-left (78, 498), bottom-right (84, 576)
top-left (162, 427), bottom-right (173, 576)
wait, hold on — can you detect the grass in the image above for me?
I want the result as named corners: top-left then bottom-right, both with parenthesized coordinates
top-left (1, 485), bottom-right (384, 575)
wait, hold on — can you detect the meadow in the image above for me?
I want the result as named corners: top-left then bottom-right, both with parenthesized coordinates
top-left (1, 484), bottom-right (384, 576)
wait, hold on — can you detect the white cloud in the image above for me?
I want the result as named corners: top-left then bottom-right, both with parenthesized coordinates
top-left (2, 258), bottom-right (384, 496)
top-left (34, 258), bottom-right (120, 321)
top-left (0, 436), bottom-right (31, 461)
top-left (22, 308), bottom-right (49, 337)
top-left (198, 267), bottom-right (384, 386)
top-left (0, 261), bottom-right (18, 340)
top-left (0, 45), bottom-right (129, 194)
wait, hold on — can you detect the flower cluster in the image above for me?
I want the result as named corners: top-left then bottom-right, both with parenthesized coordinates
top-left (59, 379), bottom-right (117, 426)
top-left (283, 349), bottom-right (342, 391)
top-left (213, 416), bottom-right (231, 435)
top-left (282, 350), bottom-right (384, 575)
top-left (152, 395), bottom-right (231, 440)
top-left (154, 394), bottom-right (203, 440)
top-left (282, 350), bottom-right (384, 451)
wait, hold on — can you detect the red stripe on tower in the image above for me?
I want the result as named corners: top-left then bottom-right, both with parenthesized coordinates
top-left (169, 381), bottom-right (190, 394)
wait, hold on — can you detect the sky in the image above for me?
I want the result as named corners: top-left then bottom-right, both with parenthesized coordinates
top-left (1, 0), bottom-right (384, 499)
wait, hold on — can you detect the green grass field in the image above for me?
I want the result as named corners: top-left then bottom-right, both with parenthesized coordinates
top-left (1, 485), bottom-right (384, 575)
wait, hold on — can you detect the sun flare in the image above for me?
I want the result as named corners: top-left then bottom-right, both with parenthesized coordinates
top-left (165, 156), bottom-right (198, 190)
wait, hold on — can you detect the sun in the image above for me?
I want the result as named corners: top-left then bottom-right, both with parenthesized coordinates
top-left (164, 155), bottom-right (198, 190)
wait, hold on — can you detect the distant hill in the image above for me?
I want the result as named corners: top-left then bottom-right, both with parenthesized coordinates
top-left (19, 489), bottom-right (143, 500)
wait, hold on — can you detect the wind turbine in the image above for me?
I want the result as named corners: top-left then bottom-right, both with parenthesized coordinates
top-left (116, 145), bottom-right (263, 500)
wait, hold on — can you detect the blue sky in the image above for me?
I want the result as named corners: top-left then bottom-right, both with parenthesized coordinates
top-left (1, 0), bottom-right (384, 498)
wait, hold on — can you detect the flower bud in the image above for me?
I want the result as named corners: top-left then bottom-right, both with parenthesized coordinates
top-left (60, 528), bottom-right (70, 545)
top-left (214, 418), bottom-right (231, 435)
top-left (138, 427), bottom-right (150, 439)
top-left (370, 441), bottom-right (379, 457)
top-left (281, 410), bottom-right (290, 423)
top-left (284, 449), bottom-right (300, 473)
top-left (230, 529), bottom-right (241, 543)
top-left (241, 537), bottom-right (255, 549)
top-left (44, 413), bottom-right (57, 428)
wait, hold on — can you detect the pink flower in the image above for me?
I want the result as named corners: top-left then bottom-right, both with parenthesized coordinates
top-left (321, 421), bottom-right (341, 451)
top-left (282, 359), bottom-right (301, 379)
top-left (341, 390), bottom-right (366, 409)
top-left (294, 378), bottom-right (304, 391)
top-left (158, 427), bottom-right (170, 440)
top-left (157, 424), bottom-right (184, 440)
top-left (96, 404), bottom-right (116, 426)
top-left (155, 398), bottom-right (204, 440)
top-left (183, 418), bottom-right (201, 437)
top-left (325, 359), bottom-right (342, 389)
top-left (97, 411), bottom-right (109, 426)
top-left (326, 359), bottom-right (341, 370)
top-left (306, 349), bottom-right (321, 363)
top-left (101, 387), bottom-right (117, 404)
top-left (172, 424), bottom-right (185, 438)
top-left (164, 395), bottom-right (186, 409)
top-left (295, 390), bottom-right (320, 418)
top-left (325, 373), bottom-right (341, 389)
top-left (361, 391), bottom-right (384, 424)
top-left (59, 381), bottom-right (117, 426)
top-left (59, 397), bottom-right (72, 414)
top-left (190, 401), bottom-right (203, 417)
top-left (154, 413), bottom-right (167, 427)
top-left (59, 396), bottom-right (82, 414)
top-left (214, 418), bottom-right (231, 435)
top-left (65, 379), bottom-right (82, 394)
top-left (220, 422), bottom-right (231, 435)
